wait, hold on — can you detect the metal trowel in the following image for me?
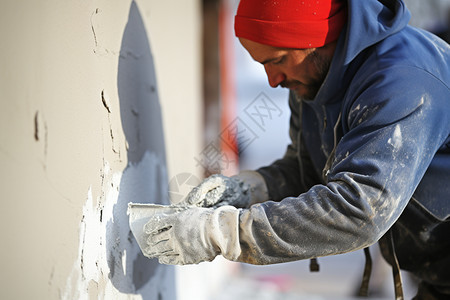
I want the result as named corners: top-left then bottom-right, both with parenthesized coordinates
top-left (127, 203), bottom-right (188, 257)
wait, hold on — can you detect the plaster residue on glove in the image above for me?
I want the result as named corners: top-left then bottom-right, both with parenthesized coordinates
top-left (182, 174), bottom-right (250, 208)
top-left (128, 202), bottom-right (242, 265)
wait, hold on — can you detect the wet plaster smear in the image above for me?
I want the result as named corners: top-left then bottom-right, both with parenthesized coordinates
top-left (64, 2), bottom-right (176, 299)
top-left (64, 156), bottom-right (174, 300)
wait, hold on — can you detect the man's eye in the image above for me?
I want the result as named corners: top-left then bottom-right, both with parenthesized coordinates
top-left (273, 57), bottom-right (285, 65)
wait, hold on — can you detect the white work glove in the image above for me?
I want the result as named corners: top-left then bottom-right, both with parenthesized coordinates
top-left (143, 206), bottom-right (241, 265)
top-left (179, 171), bottom-right (268, 208)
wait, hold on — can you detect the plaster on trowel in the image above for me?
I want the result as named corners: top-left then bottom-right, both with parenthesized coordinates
top-left (127, 203), bottom-right (188, 257)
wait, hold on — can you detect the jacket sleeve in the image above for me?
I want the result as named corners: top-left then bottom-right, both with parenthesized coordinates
top-left (235, 67), bottom-right (450, 265)
top-left (256, 91), bottom-right (323, 201)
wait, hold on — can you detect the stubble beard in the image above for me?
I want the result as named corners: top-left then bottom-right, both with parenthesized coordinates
top-left (282, 50), bottom-right (332, 101)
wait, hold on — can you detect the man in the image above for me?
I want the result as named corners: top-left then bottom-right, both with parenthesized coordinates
top-left (143, 0), bottom-right (450, 298)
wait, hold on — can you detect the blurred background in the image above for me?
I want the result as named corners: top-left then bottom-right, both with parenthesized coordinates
top-left (0, 0), bottom-right (448, 299)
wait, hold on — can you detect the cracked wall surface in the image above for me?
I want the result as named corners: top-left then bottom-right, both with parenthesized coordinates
top-left (0, 0), bottom-right (202, 299)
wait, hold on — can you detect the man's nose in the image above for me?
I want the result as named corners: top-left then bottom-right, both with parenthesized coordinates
top-left (264, 65), bottom-right (286, 88)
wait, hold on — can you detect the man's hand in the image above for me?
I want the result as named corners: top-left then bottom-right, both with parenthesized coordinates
top-left (143, 206), bottom-right (241, 265)
top-left (179, 174), bottom-right (251, 208)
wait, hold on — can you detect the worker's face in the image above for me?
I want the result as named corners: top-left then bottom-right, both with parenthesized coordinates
top-left (239, 38), bottom-right (336, 100)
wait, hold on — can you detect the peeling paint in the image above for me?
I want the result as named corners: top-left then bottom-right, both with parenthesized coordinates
top-left (101, 90), bottom-right (111, 113)
top-left (100, 90), bottom-right (120, 156)
top-left (34, 111), bottom-right (40, 141)
top-left (90, 8), bottom-right (100, 53)
top-left (63, 153), bottom-right (175, 299)
top-left (33, 110), bottom-right (48, 168)
top-left (33, 110), bottom-right (48, 149)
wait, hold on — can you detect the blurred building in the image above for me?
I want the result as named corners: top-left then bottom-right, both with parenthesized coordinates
top-left (404, 0), bottom-right (450, 42)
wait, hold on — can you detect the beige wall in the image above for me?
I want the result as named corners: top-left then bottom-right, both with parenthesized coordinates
top-left (0, 0), bottom-right (207, 299)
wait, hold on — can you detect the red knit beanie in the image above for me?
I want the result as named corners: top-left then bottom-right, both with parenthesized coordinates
top-left (235, 0), bottom-right (347, 48)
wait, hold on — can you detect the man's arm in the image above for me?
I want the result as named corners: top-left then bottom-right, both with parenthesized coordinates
top-left (143, 67), bottom-right (449, 266)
